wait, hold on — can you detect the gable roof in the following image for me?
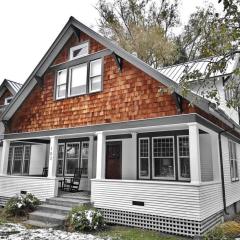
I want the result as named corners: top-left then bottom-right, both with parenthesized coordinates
top-left (1, 17), bottom-right (239, 132)
top-left (0, 79), bottom-right (22, 98)
top-left (159, 55), bottom-right (239, 84)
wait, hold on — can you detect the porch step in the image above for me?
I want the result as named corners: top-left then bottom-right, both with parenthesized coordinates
top-left (29, 211), bottom-right (66, 225)
top-left (37, 204), bottom-right (71, 215)
top-left (60, 194), bottom-right (90, 201)
top-left (24, 219), bottom-right (60, 228)
top-left (46, 197), bottom-right (90, 208)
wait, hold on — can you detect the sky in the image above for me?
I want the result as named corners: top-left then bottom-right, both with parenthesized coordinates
top-left (0, 0), bottom-right (223, 84)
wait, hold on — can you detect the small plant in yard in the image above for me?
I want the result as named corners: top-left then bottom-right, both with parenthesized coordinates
top-left (4, 193), bottom-right (40, 217)
top-left (203, 226), bottom-right (232, 240)
top-left (69, 205), bottom-right (105, 232)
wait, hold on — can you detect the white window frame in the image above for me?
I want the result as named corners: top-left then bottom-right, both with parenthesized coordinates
top-left (229, 139), bottom-right (239, 182)
top-left (4, 96), bottom-right (13, 105)
top-left (80, 141), bottom-right (89, 177)
top-left (89, 59), bottom-right (103, 93)
top-left (68, 63), bottom-right (88, 97)
top-left (69, 42), bottom-right (89, 60)
top-left (177, 135), bottom-right (190, 181)
top-left (138, 137), bottom-right (150, 179)
top-left (56, 69), bottom-right (67, 100)
top-left (152, 136), bottom-right (175, 180)
top-left (65, 142), bottom-right (80, 176)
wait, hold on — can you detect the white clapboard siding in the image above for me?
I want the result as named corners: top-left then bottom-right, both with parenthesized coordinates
top-left (221, 135), bottom-right (240, 207)
top-left (92, 179), bottom-right (223, 221)
top-left (199, 182), bottom-right (223, 219)
top-left (0, 176), bottom-right (57, 201)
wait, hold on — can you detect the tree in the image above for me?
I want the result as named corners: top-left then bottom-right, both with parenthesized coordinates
top-left (178, 0), bottom-right (240, 108)
top-left (96, 0), bottom-right (179, 68)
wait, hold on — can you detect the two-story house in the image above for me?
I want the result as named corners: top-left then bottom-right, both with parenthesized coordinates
top-left (0, 17), bottom-right (240, 237)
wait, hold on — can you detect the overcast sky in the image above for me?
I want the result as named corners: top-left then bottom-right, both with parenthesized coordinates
top-left (0, 0), bottom-right (223, 84)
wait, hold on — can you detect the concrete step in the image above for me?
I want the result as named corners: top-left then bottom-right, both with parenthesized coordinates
top-left (24, 219), bottom-right (60, 228)
top-left (37, 204), bottom-right (71, 215)
top-left (46, 197), bottom-right (90, 208)
top-left (29, 211), bottom-right (66, 225)
top-left (60, 194), bottom-right (90, 201)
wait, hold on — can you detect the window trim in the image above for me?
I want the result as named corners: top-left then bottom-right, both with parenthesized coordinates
top-left (68, 63), bottom-right (88, 97)
top-left (152, 136), bottom-right (175, 180)
top-left (229, 139), bottom-right (239, 182)
top-left (69, 41), bottom-right (89, 60)
top-left (138, 137), bottom-right (150, 180)
top-left (177, 135), bottom-right (190, 181)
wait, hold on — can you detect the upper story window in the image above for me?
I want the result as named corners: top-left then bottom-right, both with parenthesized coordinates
top-left (70, 42), bottom-right (89, 60)
top-left (4, 96), bottom-right (13, 105)
top-left (55, 58), bottom-right (103, 100)
top-left (229, 140), bottom-right (239, 182)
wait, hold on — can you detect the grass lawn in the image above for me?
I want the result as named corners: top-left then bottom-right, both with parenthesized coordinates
top-left (96, 225), bottom-right (188, 240)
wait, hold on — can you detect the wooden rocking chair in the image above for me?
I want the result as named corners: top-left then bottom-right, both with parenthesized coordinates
top-left (63, 168), bottom-right (82, 192)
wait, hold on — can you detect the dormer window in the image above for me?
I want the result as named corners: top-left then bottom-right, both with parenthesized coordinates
top-left (69, 42), bottom-right (89, 60)
top-left (4, 96), bottom-right (13, 105)
top-left (56, 69), bottom-right (67, 99)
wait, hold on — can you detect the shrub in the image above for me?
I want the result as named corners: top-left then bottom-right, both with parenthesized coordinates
top-left (5, 193), bottom-right (40, 216)
top-left (203, 226), bottom-right (232, 240)
top-left (69, 205), bottom-right (105, 232)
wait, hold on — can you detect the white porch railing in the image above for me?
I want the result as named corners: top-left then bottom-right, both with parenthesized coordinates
top-left (0, 175), bottom-right (58, 201)
top-left (91, 179), bottom-right (223, 221)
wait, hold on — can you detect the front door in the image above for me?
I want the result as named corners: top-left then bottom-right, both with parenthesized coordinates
top-left (106, 141), bottom-right (122, 179)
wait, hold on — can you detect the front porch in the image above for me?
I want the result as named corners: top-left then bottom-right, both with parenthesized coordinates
top-left (0, 118), bottom-right (223, 236)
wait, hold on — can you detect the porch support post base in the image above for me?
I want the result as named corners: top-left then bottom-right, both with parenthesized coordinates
top-left (189, 123), bottom-right (201, 184)
top-left (0, 140), bottom-right (10, 175)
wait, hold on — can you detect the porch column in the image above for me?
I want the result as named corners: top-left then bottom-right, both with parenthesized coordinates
top-left (88, 136), bottom-right (94, 190)
top-left (96, 131), bottom-right (106, 179)
top-left (189, 123), bottom-right (201, 184)
top-left (0, 140), bottom-right (10, 175)
top-left (48, 136), bottom-right (58, 178)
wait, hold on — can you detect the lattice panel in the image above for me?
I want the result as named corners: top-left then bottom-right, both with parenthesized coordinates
top-left (100, 208), bottom-right (223, 237)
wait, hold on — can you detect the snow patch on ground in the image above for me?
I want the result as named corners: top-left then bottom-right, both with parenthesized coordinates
top-left (0, 223), bottom-right (112, 240)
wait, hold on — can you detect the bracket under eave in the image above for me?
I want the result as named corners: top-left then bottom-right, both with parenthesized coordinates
top-left (35, 75), bottom-right (43, 89)
top-left (172, 92), bottom-right (183, 114)
top-left (71, 25), bottom-right (81, 40)
top-left (112, 53), bottom-right (123, 72)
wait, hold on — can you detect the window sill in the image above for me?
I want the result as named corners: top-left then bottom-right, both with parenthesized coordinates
top-left (54, 90), bottom-right (102, 101)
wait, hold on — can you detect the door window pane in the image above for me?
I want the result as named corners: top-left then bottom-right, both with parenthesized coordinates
top-left (57, 144), bottom-right (65, 175)
top-left (65, 143), bottom-right (80, 174)
top-left (139, 138), bottom-right (150, 178)
top-left (22, 146), bottom-right (31, 175)
top-left (69, 64), bottom-right (87, 96)
top-left (81, 142), bottom-right (89, 176)
top-left (12, 146), bottom-right (24, 174)
top-left (152, 137), bottom-right (175, 179)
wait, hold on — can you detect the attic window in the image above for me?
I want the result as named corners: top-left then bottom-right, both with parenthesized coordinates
top-left (69, 42), bottom-right (89, 60)
top-left (4, 96), bottom-right (13, 105)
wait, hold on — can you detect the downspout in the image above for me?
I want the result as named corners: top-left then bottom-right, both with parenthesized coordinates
top-left (218, 126), bottom-right (234, 214)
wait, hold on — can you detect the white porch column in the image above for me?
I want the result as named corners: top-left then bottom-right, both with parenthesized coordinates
top-left (0, 140), bottom-right (10, 175)
top-left (131, 132), bottom-right (137, 180)
top-left (88, 136), bottom-right (94, 190)
top-left (189, 123), bottom-right (201, 184)
top-left (96, 131), bottom-right (106, 179)
top-left (48, 136), bottom-right (58, 178)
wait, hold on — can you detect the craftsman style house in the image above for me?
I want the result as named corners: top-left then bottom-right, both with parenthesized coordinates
top-left (0, 17), bottom-right (240, 237)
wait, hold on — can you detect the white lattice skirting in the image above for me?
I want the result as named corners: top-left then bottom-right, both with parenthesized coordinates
top-left (100, 208), bottom-right (223, 237)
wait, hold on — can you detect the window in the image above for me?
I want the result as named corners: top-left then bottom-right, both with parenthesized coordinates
top-left (89, 59), bottom-right (102, 92)
top-left (55, 58), bottom-right (103, 99)
top-left (69, 63), bottom-right (88, 96)
top-left (139, 138), bottom-right (150, 179)
top-left (70, 42), bottom-right (89, 60)
top-left (177, 136), bottom-right (190, 180)
top-left (65, 143), bottom-right (80, 175)
top-left (4, 96), bottom-right (13, 105)
top-left (229, 140), bottom-right (239, 182)
top-left (57, 144), bottom-right (65, 175)
top-left (7, 145), bottom-right (31, 175)
top-left (152, 137), bottom-right (175, 180)
top-left (56, 69), bottom-right (67, 99)
top-left (81, 142), bottom-right (89, 176)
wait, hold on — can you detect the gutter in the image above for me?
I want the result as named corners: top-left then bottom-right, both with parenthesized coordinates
top-left (218, 126), bottom-right (234, 214)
